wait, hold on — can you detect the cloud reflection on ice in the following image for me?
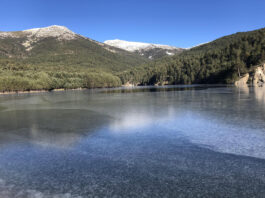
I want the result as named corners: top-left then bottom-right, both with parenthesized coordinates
top-left (109, 106), bottom-right (176, 133)
top-left (29, 124), bottom-right (83, 149)
top-left (109, 106), bottom-right (265, 159)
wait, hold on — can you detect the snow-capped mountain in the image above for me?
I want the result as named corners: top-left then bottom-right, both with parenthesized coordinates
top-left (0, 25), bottom-right (78, 40)
top-left (23, 25), bottom-right (78, 40)
top-left (0, 25), bottom-right (82, 51)
top-left (104, 39), bottom-right (178, 52)
top-left (104, 39), bottom-right (184, 59)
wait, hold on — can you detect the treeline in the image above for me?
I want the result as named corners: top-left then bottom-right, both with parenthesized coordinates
top-left (119, 28), bottom-right (265, 85)
top-left (0, 68), bottom-right (121, 92)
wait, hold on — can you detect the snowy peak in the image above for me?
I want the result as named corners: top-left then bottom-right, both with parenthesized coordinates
top-left (0, 25), bottom-right (79, 51)
top-left (104, 39), bottom-right (184, 59)
top-left (104, 39), bottom-right (180, 52)
top-left (23, 25), bottom-right (77, 40)
top-left (0, 25), bottom-right (78, 40)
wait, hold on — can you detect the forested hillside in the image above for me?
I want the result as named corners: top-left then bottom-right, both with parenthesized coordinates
top-left (0, 26), bottom-right (149, 91)
top-left (120, 28), bottom-right (265, 85)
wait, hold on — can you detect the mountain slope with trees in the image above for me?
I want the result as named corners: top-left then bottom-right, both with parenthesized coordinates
top-left (0, 25), bottom-right (149, 91)
top-left (119, 28), bottom-right (265, 85)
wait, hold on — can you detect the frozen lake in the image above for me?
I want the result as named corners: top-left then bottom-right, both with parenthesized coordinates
top-left (0, 85), bottom-right (265, 197)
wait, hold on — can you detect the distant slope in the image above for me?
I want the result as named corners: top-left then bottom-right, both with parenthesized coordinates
top-left (119, 28), bottom-right (265, 85)
top-left (0, 25), bottom-right (149, 91)
top-left (104, 39), bottom-right (184, 59)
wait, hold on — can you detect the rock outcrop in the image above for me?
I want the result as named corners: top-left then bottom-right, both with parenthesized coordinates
top-left (235, 63), bottom-right (265, 87)
top-left (154, 81), bottom-right (169, 86)
top-left (122, 82), bottom-right (140, 87)
top-left (252, 64), bottom-right (265, 86)
top-left (235, 73), bottom-right (249, 86)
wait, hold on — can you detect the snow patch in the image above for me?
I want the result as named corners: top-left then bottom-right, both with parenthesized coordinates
top-left (166, 51), bottom-right (174, 56)
top-left (22, 40), bottom-right (35, 51)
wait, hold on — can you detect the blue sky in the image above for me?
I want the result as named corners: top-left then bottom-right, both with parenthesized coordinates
top-left (0, 0), bottom-right (264, 48)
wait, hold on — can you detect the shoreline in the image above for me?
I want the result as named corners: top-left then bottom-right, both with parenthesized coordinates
top-left (0, 88), bottom-right (86, 95)
top-left (0, 84), bottom-right (245, 96)
top-left (0, 85), bottom-right (141, 95)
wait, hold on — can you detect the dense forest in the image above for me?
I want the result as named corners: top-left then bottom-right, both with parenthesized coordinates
top-left (119, 28), bottom-right (265, 85)
top-left (0, 66), bottom-right (122, 91)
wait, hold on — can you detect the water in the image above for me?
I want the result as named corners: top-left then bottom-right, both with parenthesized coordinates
top-left (0, 85), bottom-right (265, 198)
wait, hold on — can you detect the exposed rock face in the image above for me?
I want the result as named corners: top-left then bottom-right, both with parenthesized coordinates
top-left (122, 82), bottom-right (138, 87)
top-left (155, 81), bottom-right (169, 86)
top-left (235, 73), bottom-right (249, 86)
top-left (253, 64), bottom-right (265, 86)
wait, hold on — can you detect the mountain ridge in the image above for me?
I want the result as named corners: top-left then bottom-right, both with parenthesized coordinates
top-left (0, 26), bottom-right (184, 59)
